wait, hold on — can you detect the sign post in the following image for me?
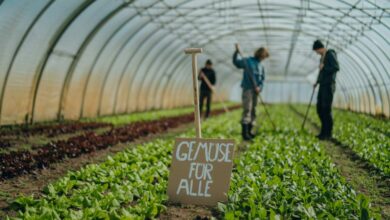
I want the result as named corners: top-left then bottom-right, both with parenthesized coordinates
top-left (167, 48), bottom-right (235, 206)
top-left (184, 48), bottom-right (203, 138)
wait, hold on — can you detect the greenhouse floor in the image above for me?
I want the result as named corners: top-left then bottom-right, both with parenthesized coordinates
top-left (0, 104), bottom-right (388, 219)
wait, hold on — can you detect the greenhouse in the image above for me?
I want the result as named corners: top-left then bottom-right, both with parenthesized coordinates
top-left (0, 0), bottom-right (389, 219)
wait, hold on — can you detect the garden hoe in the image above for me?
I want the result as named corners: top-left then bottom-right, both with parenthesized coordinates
top-left (198, 71), bottom-right (230, 114)
top-left (236, 44), bottom-right (276, 131)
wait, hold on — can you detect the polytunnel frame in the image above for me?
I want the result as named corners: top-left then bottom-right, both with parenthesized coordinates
top-left (84, 3), bottom-right (202, 116)
top-left (35, 0), bottom-right (390, 118)
top-left (0, 0), bottom-right (55, 124)
top-left (58, 3), bottom-right (132, 119)
top-left (91, 0), bottom-right (215, 115)
top-left (28, 0), bottom-right (96, 123)
top-left (1, 0), bottom-right (99, 124)
top-left (78, 10), bottom-right (156, 118)
top-left (159, 8), bottom-right (384, 101)
top-left (59, 0), bottom-right (158, 119)
top-left (0, 0), bottom-right (388, 124)
top-left (0, 0), bottom-right (131, 123)
top-left (95, 19), bottom-right (174, 115)
top-left (155, 6), bottom-right (386, 109)
top-left (125, 2), bottom-right (244, 111)
top-left (162, 0), bottom-right (389, 115)
top-left (170, 22), bottom-right (362, 113)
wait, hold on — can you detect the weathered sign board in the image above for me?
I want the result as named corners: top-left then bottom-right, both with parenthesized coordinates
top-left (168, 48), bottom-right (235, 206)
top-left (167, 138), bottom-right (235, 206)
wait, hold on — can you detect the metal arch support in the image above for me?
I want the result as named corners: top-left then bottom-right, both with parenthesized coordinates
top-left (106, 1), bottom-right (199, 114)
top-left (108, 0), bottom-right (214, 114)
top-left (339, 57), bottom-right (374, 113)
top-left (336, 51), bottom-right (374, 113)
top-left (334, 77), bottom-right (352, 108)
top-left (109, 25), bottom-right (159, 114)
top-left (162, 59), bottom-right (189, 108)
top-left (116, 0), bottom-right (390, 115)
top-left (96, 20), bottom-right (162, 116)
top-left (98, 1), bottom-right (192, 116)
top-left (340, 44), bottom-right (385, 113)
top-left (147, 41), bottom-right (186, 109)
top-left (121, 26), bottom-right (164, 112)
top-left (0, 0), bottom-right (55, 124)
top-left (117, 0), bottom-right (388, 108)
top-left (29, 0), bottom-right (96, 123)
top-left (167, 61), bottom-right (192, 108)
top-left (138, 39), bottom-right (184, 111)
top-left (338, 60), bottom-right (369, 113)
top-left (206, 26), bottom-right (380, 114)
top-left (345, 45), bottom-right (385, 114)
top-left (155, 53), bottom-right (188, 109)
top-left (126, 30), bottom-right (173, 112)
top-left (78, 18), bottom-right (157, 118)
top-left (351, 40), bottom-right (390, 113)
top-left (58, 2), bottom-right (132, 120)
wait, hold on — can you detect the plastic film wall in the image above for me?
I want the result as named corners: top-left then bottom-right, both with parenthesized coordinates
top-left (0, 0), bottom-right (389, 125)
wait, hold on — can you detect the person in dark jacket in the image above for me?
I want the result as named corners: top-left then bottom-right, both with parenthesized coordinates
top-left (233, 44), bottom-right (269, 141)
top-left (312, 40), bottom-right (340, 140)
top-left (198, 59), bottom-right (216, 119)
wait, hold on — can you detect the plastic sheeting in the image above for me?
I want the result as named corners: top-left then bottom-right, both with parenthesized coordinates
top-left (0, 0), bottom-right (389, 125)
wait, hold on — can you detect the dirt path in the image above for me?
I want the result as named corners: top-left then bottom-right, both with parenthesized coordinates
top-left (0, 125), bottom-right (191, 217)
top-left (289, 105), bottom-right (390, 219)
top-left (159, 203), bottom-right (219, 220)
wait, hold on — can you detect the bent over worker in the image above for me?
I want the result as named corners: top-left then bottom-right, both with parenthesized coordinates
top-left (312, 40), bottom-right (340, 140)
top-left (198, 59), bottom-right (216, 119)
top-left (232, 44), bottom-right (269, 141)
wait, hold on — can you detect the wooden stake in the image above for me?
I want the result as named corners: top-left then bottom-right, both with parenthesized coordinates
top-left (185, 48), bottom-right (203, 138)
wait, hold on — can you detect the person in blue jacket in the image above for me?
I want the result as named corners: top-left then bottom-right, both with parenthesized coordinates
top-left (233, 44), bottom-right (269, 141)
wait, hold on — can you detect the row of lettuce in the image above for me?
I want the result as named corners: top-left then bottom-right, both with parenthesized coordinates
top-left (293, 105), bottom-right (389, 177)
top-left (8, 105), bottom-right (380, 219)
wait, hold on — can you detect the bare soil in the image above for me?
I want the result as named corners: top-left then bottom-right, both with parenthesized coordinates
top-left (159, 203), bottom-right (220, 220)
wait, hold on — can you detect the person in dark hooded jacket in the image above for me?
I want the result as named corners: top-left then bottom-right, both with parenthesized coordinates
top-left (312, 40), bottom-right (340, 140)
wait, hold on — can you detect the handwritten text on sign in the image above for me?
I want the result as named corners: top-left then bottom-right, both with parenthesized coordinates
top-left (167, 138), bottom-right (235, 206)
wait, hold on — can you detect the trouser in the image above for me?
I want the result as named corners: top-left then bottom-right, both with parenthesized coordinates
top-left (199, 90), bottom-right (212, 118)
top-left (316, 83), bottom-right (335, 136)
top-left (241, 89), bottom-right (258, 125)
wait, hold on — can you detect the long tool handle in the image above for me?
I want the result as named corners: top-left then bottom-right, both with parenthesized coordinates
top-left (199, 72), bottom-right (229, 113)
top-left (301, 88), bottom-right (316, 130)
top-left (258, 95), bottom-right (276, 130)
top-left (185, 48), bottom-right (203, 138)
top-left (237, 46), bottom-right (275, 130)
top-left (191, 54), bottom-right (202, 138)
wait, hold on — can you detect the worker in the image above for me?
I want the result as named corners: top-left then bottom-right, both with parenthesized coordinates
top-left (312, 40), bottom-right (340, 140)
top-left (198, 59), bottom-right (216, 119)
top-left (233, 44), bottom-right (269, 141)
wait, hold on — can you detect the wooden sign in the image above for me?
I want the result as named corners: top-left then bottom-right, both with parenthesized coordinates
top-left (167, 138), bottom-right (235, 206)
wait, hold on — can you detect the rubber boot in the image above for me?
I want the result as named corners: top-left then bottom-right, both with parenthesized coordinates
top-left (248, 123), bottom-right (256, 139)
top-left (241, 123), bottom-right (252, 141)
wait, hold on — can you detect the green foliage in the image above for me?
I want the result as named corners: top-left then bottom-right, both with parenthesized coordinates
top-left (8, 106), bottom-right (380, 219)
top-left (219, 106), bottom-right (380, 219)
top-left (295, 105), bottom-right (389, 176)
